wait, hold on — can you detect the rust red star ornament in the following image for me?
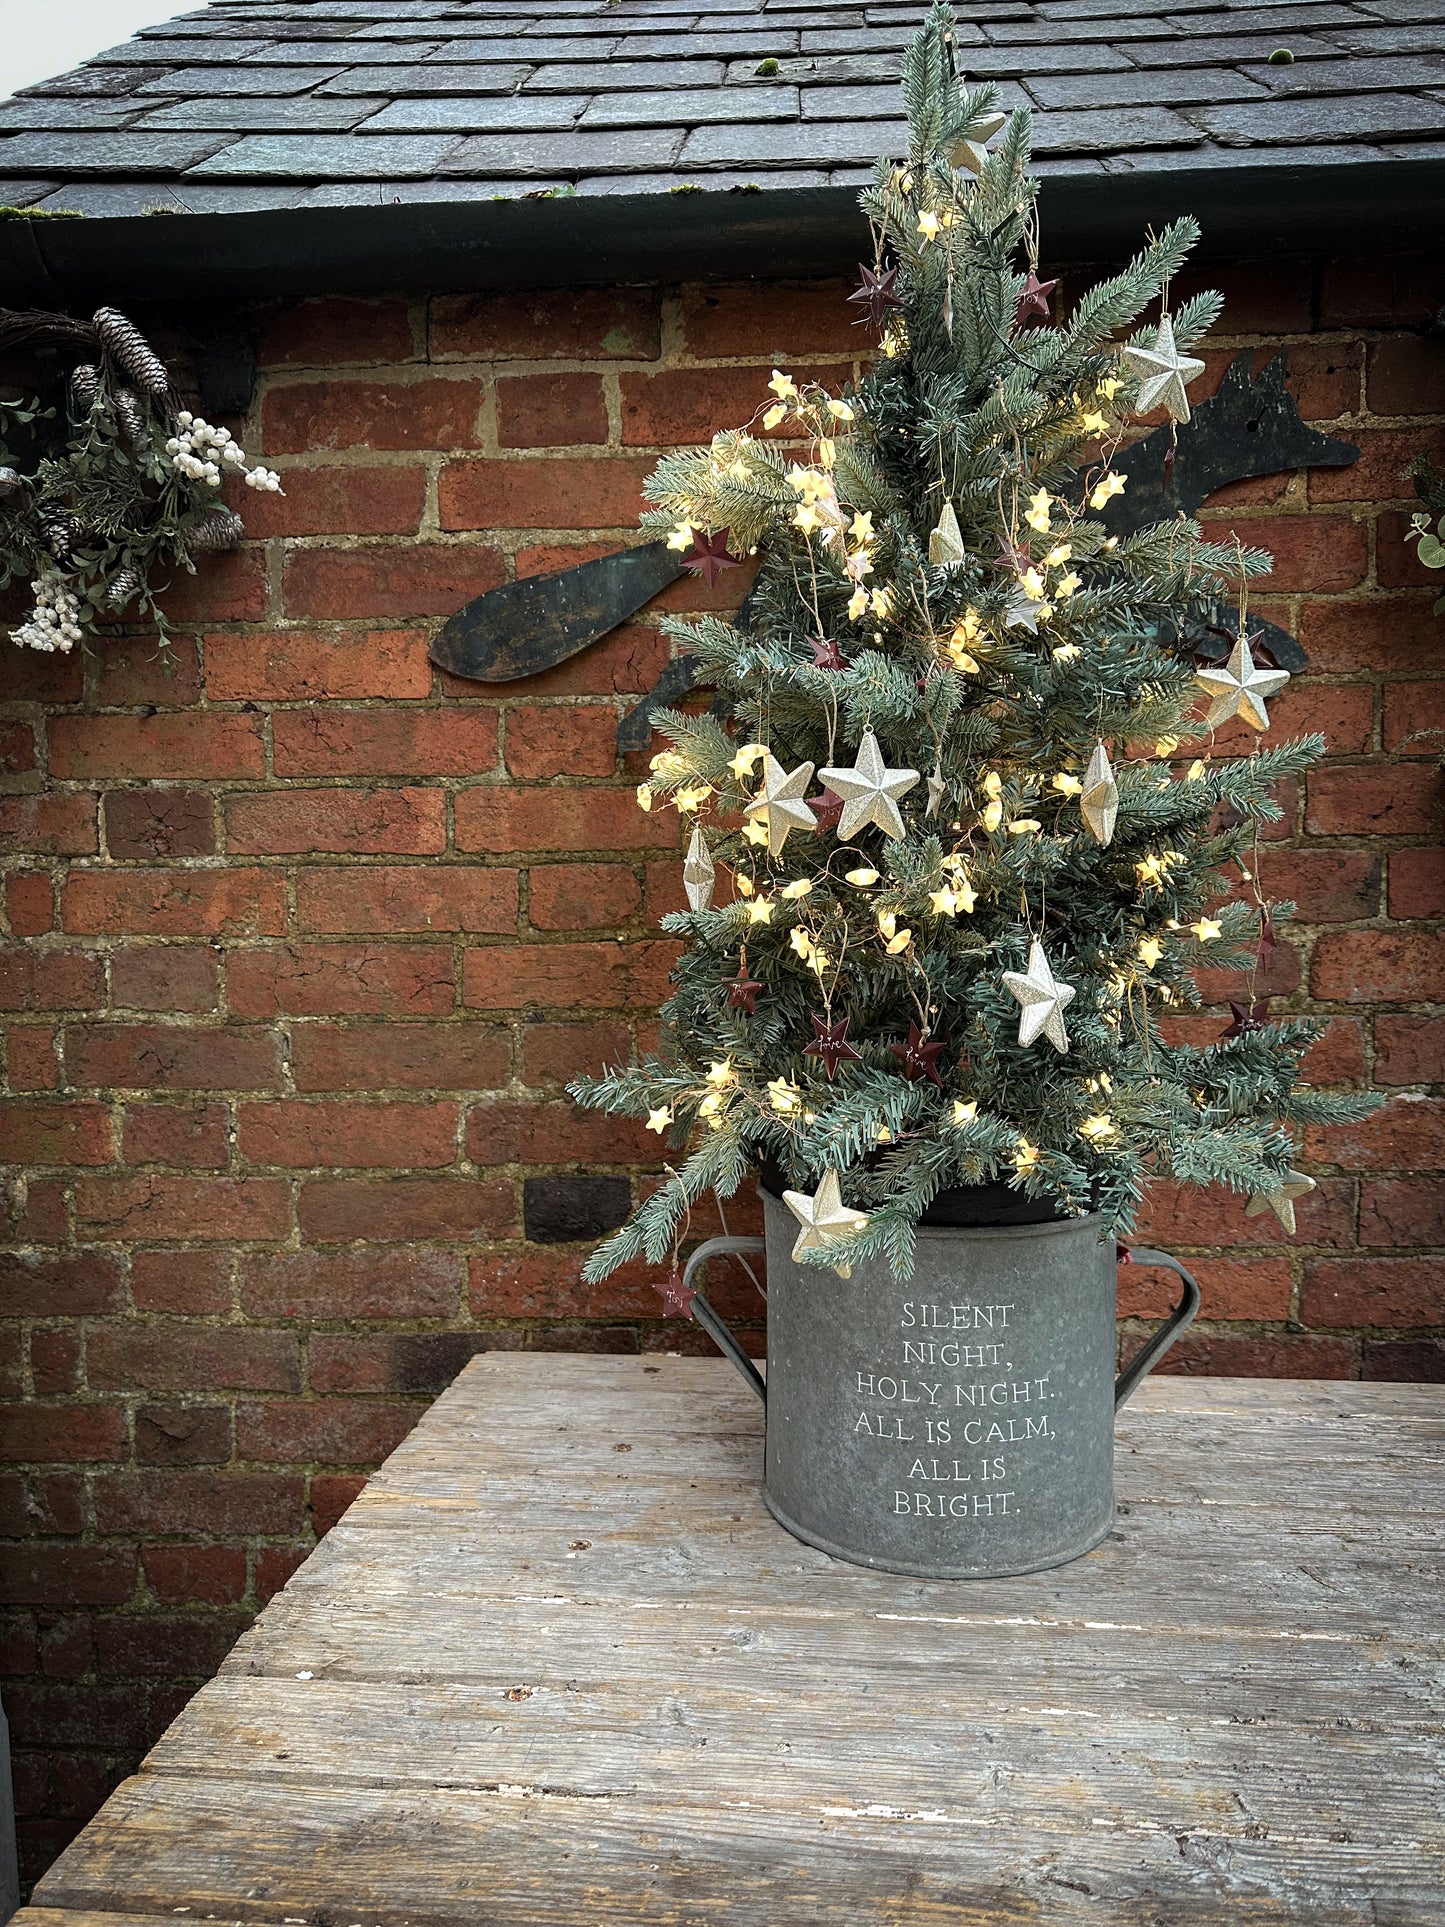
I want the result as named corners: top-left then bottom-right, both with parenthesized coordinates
top-left (1014, 270), bottom-right (1058, 327)
top-left (890, 1022), bottom-right (946, 1089)
top-left (804, 1014), bottom-right (862, 1079)
top-left (655, 1265), bottom-right (696, 1319)
top-left (993, 537), bottom-right (1032, 573)
top-left (1222, 999), bottom-right (1270, 1039)
top-left (848, 263), bottom-right (903, 330)
top-left (811, 635), bottom-right (846, 670)
top-left (809, 787), bottom-right (845, 835)
top-left (728, 962), bottom-right (761, 1014)
top-left (681, 528), bottom-right (740, 589)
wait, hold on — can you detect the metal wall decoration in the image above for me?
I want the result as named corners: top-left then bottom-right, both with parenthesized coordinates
top-left (428, 351), bottom-right (1359, 731)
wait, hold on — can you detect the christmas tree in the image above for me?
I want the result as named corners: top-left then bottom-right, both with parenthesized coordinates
top-left (571, 1), bottom-right (1378, 1284)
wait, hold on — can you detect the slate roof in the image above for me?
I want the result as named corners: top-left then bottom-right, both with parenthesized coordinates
top-left (3, 0), bottom-right (1444, 216)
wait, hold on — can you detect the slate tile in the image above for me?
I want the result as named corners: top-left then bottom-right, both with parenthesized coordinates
top-left (393, 178), bottom-right (567, 200)
top-left (137, 66), bottom-right (347, 95)
top-left (1380, 135), bottom-right (1445, 155)
top-left (1243, 53), bottom-right (1445, 94)
top-left (136, 96), bottom-right (391, 131)
top-left (799, 80), bottom-right (900, 116)
top-left (1193, 93), bottom-right (1445, 144)
top-left (1102, 140), bottom-right (1388, 171)
top-left (235, 41), bottom-right (446, 61)
top-left (1325, 23), bottom-right (1445, 49)
top-left (626, 31), bottom-right (803, 55)
top-left (0, 98), bottom-right (149, 131)
top-left (188, 132), bottom-right (465, 176)
top-left (1335, 0), bottom-right (1443, 14)
top-left (0, 130), bottom-right (233, 174)
top-left (967, 41), bottom-right (1134, 72)
top-left (0, 179), bottom-right (59, 206)
top-left (725, 52), bottom-right (901, 80)
top-left (1172, 4), bottom-right (1366, 31)
top-left (757, 9), bottom-right (867, 25)
top-left (1034, 0), bottom-right (1182, 15)
top-left (576, 164), bottom-right (829, 190)
top-left (317, 64), bottom-right (533, 95)
top-left (524, 60), bottom-right (724, 89)
top-left (1124, 34), bottom-right (1341, 67)
top-left (414, 37), bottom-right (621, 59)
top-left (681, 115), bottom-right (905, 162)
top-left (172, 182), bottom-right (311, 211)
top-left (1028, 69), bottom-right (1271, 110)
top-left (581, 85), bottom-right (801, 124)
top-left (985, 15), bottom-right (1188, 40)
top-left (363, 95), bottom-right (589, 130)
top-left (31, 182), bottom-right (190, 214)
top-left (1030, 104), bottom-right (1206, 152)
top-left (18, 67), bottom-right (150, 98)
top-left (91, 37), bottom-right (279, 63)
top-left (438, 126), bottom-right (686, 173)
top-left (801, 27), bottom-right (912, 49)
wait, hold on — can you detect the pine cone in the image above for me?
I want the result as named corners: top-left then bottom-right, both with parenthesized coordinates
top-left (0, 467), bottom-right (22, 500)
top-left (35, 503), bottom-right (78, 563)
top-left (69, 363), bottom-right (100, 413)
top-left (186, 506), bottom-right (244, 554)
top-left (92, 308), bottom-right (170, 401)
top-left (106, 566), bottom-right (143, 610)
top-left (113, 388), bottom-right (148, 446)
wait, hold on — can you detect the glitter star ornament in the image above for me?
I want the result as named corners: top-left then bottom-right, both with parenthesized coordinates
top-left (782, 1168), bottom-right (870, 1276)
top-left (1079, 741), bottom-right (1118, 846)
top-left (682, 825), bottom-right (715, 912)
top-left (925, 766), bottom-right (946, 818)
top-left (1002, 940), bottom-right (1077, 1053)
top-left (1004, 590), bottom-right (1046, 634)
top-left (680, 527), bottom-right (740, 589)
top-left (950, 108), bottom-right (1006, 174)
top-left (928, 500), bottom-right (966, 566)
top-left (804, 1014), bottom-right (861, 1078)
top-left (847, 262), bottom-right (903, 329)
top-left (1122, 314), bottom-right (1206, 424)
top-left (744, 753), bottom-right (817, 856)
top-left (819, 729), bottom-right (920, 841)
top-left (1245, 1170), bottom-right (1316, 1236)
top-left (1195, 634), bottom-right (1290, 733)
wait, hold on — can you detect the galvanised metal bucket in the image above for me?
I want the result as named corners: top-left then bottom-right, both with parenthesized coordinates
top-left (682, 1189), bottom-right (1200, 1580)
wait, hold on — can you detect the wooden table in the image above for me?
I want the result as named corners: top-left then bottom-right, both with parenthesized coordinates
top-left (20, 1359), bottom-right (1445, 1926)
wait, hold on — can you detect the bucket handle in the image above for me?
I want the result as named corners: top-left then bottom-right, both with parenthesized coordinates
top-left (680, 1236), bottom-right (768, 1405)
top-left (1114, 1247), bottom-right (1201, 1409)
top-left (680, 1236), bottom-right (1200, 1415)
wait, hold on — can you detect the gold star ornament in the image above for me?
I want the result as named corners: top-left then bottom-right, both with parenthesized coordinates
top-left (782, 1169), bottom-right (870, 1278)
top-left (819, 728), bottom-right (920, 841)
top-left (682, 825), bottom-right (715, 913)
top-left (1196, 635), bottom-right (1290, 733)
top-left (950, 108), bottom-right (1006, 174)
top-left (743, 752), bottom-right (817, 856)
top-left (1245, 1171), bottom-right (1316, 1236)
top-left (1002, 940), bottom-right (1077, 1053)
top-left (1122, 314), bottom-right (1206, 424)
top-left (1079, 740), bottom-right (1118, 846)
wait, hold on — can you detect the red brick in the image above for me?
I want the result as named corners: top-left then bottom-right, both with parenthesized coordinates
top-left (1375, 1014), bottom-right (1445, 1085)
top-left (522, 1020), bottom-right (629, 1087)
top-left (7, 1679), bottom-right (150, 1752)
top-left (225, 786), bottom-right (445, 856)
top-left (88, 1324), bottom-right (299, 1394)
top-left (231, 465), bottom-right (427, 539)
top-left (1254, 847), bottom-right (1381, 922)
top-left (0, 793), bottom-right (98, 857)
top-left (236, 1397), bottom-right (419, 1466)
top-left (238, 1247), bottom-right (460, 1319)
top-left (299, 1176), bottom-right (515, 1242)
top-left (528, 862), bottom-right (641, 930)
top-left (1302, 1256), bottom-right (1443, 1329)
top-left (1311, 930), bottom-right (1445, 1003)
top-left (283, 543), bottom-right (505, 620)
top-left (256, 296), bottom-right (415, 367)
top-left (0, 1100), bottom-right (111, 1167)
top-left (439, 454), bottom-right (653, 531)
top-left (256, 1545), bottom-right (308, 1600)
top-left (6, 872), bottom-right (53, 937)
top-left (1153, 1332), bottom-right (1356, 1378)
top-left (1116, 1256), bottom-right (1291, 1322)
top-left (1174, 258), bottom-right (1313, 335)
top-left (620, 362), bottom-right (846, 446)
top-left (1135, 1176), bottom-right (1352, 1248)
top-left (31, 1329), bottom-right (82, 1397)
top-left (0, 1252), bottom-right (123, 1317)
top-left (1277, 339), bottom-right (1362, 422)
top-left (1203, 678), bottom-right (1374, 758)
top-left (1360, 1179), bottom-right (1445, 1248)
top-left (1383, 680), bottom-right (1445, 758)
top-left (1378, 509), bottom-right (1442, 589)
top-left (1389, 848), bottom-right (1445, 919)
top-left (470, 1249), bottom-right (658, 1321)
top-left (0, 1546), bottom-right (135, 1606)
top-left (104, 789), bottom-right (215, 861)
top-left (0, 720), bottom-right (34, 776)
top-left (94, 1470), bottom-right (305, 1537)
top-left (263, 378), bottom-right (483, 453)
top-left (310, 1472), bottom-right (366, 1537)
top-left (228, 943), bottom-right (456, 1017)
top-left (1367, 334), bottom-right (1445, 415)
top-left (48, 713), bottom-right (265, 781)
top-left (69, 1022), bottom-right (282, 1091)
top-left (1310, 424), bottom-right (1442, 506)
top-left (94, 632), bottom-right (202, 709)
top-left (7, 1025), bottom-right (59, 1089)
top-left (142, 1544), bottom-right (246, 1605)
top-left (496, 372), bottom-right (608, 448)
top-left (73, 1175), bottom-right (291, 1242)
top-left (122, 1102), bottom-right (228, 1169)
top-left (1362, 1338), bottom-right (1445, 1382)
top-left (682, 280), bottom-right (861, 356)
top-left (95, 1609), bottom-right (246, 1678)
top-left (1194, 512), bottom-right (1367, 592)
top-left (38, 1615), bottom-right (91, 1679)
top-left (1302, 1017), bottom-right (1369, 1085)
top-left (1305, 1097), bottom-right (1445, 1170)
top-left (307, 1330), bottom-right (483, 1395)
top-left (429, 287), bottom-right (660, 360)
top-left (291, 1020), bottom-right (509, 1093)
top-left (1318, 255), bottom-right (1442, 329)
top-left (61, 868), bottom-right (286, 939)
top-left (0, 1404), bottom-right (127, 1463)
top-left (273, 706), bottom-right (497, 778)
top-left (10, 1179), bottom-right (66, 1243)
top-left (1193, 936), bottom-right (1300, 1006)
top-left (1299, 595), bottom-right (1445, 673)
top-left (463, 938), bottom-right (676, 1011)
top-left (296, 865), bottom-right (517, 935)
top-left (465, 1098), bottom-right (652, 1166)
top-left (136, 1401), bottom-right (230, 1466)
top-left (0, 947), bottom-right (103, 1012)
top-left (131, 1249), bottom-right (232, 1315)
top-left (238, 1098), bottom-right (457, 1169)
top-left (206, 627), bottom-right (432, 702)
top-left (0, 641), bottom-right (82, 703)
top-left (504, 705), bottom-right (618, 779)
top-left (455, 785), bottom-right (678, 854)
top-left (109, 946), bottom-right (220, 1014)
top-left (153, 548), bottom-right (268, 625)
top-left (1305, 764), bottom-right (1438, 837)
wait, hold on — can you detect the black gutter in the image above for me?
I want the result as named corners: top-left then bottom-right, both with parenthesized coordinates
top-left (3, 158), bottom-right (1443, 304)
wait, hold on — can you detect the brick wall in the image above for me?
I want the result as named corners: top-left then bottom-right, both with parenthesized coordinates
top-left (1, 255), bottom-right (1442, 1885)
